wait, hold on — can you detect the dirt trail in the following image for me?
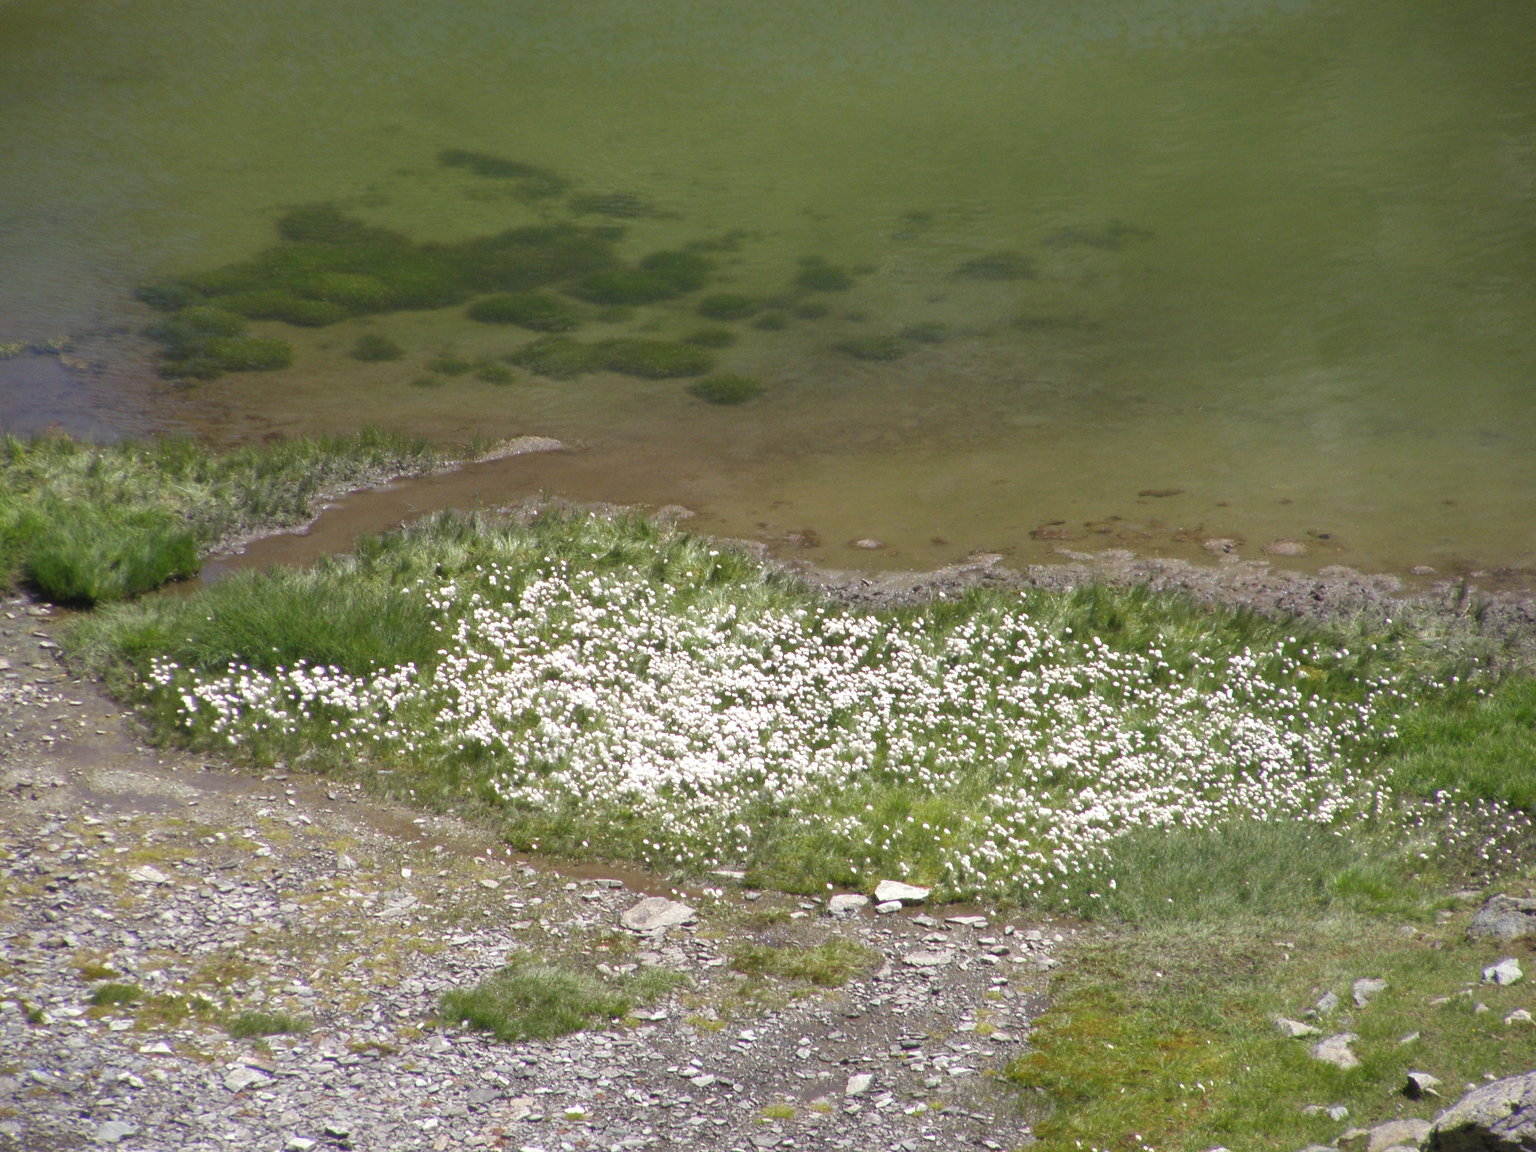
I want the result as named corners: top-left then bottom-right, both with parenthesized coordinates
top-left (0, 594), bottom-right (1064, 1152)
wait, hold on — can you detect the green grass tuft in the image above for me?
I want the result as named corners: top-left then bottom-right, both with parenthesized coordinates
top-left (729, 938), bottom-right (879, 987)
top-left (439, 954), bottom-right (684, 1042)
top-left (224, 1009), bottom-right (310, 1039)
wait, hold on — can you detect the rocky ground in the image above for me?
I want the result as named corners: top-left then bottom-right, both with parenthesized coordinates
top-left (0, 593), bottom-right (1067, 1152)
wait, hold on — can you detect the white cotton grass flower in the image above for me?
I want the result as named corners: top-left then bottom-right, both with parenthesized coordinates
top-left (143, 550), bottom-right (1490, 901)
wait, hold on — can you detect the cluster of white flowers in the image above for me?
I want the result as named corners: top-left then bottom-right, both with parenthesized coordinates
top-left (148, 559), bottom-right (1416, 898)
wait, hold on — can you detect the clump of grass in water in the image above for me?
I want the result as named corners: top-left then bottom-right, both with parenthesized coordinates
top-left (509, 337), bottom-right (713, 380)
top-left (439, 954), bottom-right (684, 1042)
top-left (688, 374), bottom-right (764, 405)
top-left (466, 291), bottom-right (581, 332)
top-left (834, 333), bottom-right (909, 361)
top-left (697, 293), bottom-right (759, 321)
top-left (794, 257), bottom-right (854, 292)
top-left (350, 333), bottom-right (405, 362)
top-left (137, 200), bottom-right (622, 377)
top-left (953, 250), bottom-right (1036, 281)
top-left (682, 327), bottom-right (737, 349)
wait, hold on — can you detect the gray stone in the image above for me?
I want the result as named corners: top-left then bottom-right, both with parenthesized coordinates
top-left (127, 865), bottom-right (169, 885)
top-left (1311, 1033), bottom-right (1360, 1070)
top-left (875, 900), bottom-right (903, 915)
top-left (1339, 1118), bottom-right (1431, 1152)
top-left (828, 894), bottom-right (869, 917)
top-left (845, 1073), bottom-right (873, 1097)
top-left (1406, 1071), bottom-right (1444, 1099)
top-left (902, 949), bottom-right (955, 968)
top-left (223, 1065), bottom-right (273, 1093)
top-left (620, 897), bottom-right (696, 932)
top-left (95, 1120), bottom-right (139, 1145)
top-left (1276, 1016), bottom-right (1322, 1038)
top-left (1428, 1070), bottom-right (1536, 1149)
top-left (1469, 895), bottom-right (1536, 944)
top-left (1353, 977), bottom-right (1388, 1007)
top-left (874, 880), bottom-right (930, 904)
top-left (1483, 957), bottom-right (1524, 986)
top-left (1312, 990), bottom-right (1341, 1016)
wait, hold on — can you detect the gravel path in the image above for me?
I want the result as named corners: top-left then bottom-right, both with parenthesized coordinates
top-left (0, 595), bottom-right (1064, 1152)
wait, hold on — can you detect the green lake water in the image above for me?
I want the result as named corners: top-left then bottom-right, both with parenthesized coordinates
top-left (2, 0), bottom-right (1534, 575)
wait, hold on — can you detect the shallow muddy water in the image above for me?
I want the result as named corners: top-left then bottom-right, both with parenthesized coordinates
top-left (3, 0), bottom-right (1534, 575)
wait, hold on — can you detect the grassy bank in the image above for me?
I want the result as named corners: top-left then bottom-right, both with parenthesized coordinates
top-left (70, 508), bottom-right (1534, 901)
top-left (44, 470), bottom-right (1536, 1149)
top-left (0, 430), bottom-right (440, 604)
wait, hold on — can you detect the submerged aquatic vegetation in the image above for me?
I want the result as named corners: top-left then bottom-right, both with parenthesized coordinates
top-left (794, 258), bottom-right (855, 292)
top-left (900, 321), bottom-right (950, 344)
top-left (508, 337), bottom-right (713, 380)
top-left (953, 250), bottom-right (1036, 281)
top-left (687, 374), bottom-right (764, 405)
top-left (697, 293), bottom-right (760, 321)
top-left (145, 307), bottom-right (293, 379)
top-left (595, 338), bottom-right (713, 379)
top-left (834, 333), bottom-right (908, 361)
top-left (89, 509), bottom-right (1527, 909)
top-left (137, 202), bottom-right (622, 376)
top-left (436, 149), bottom-right (569, 198)
top-left (681, 327), bottom-right (737, 349)
top-left (350, 333), bottom-right (405, 362)
top-left (466, 291), bottom-right (581, 332)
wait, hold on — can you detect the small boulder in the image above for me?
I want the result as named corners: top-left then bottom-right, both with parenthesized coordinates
top-left (1353, 977), bottom-right (1389, 1007)
top-left (828, 894), bottom-right (869, 918)
top-left (1427, 1070), bottom-right (1536, 1149)
top-left (1469, 895), bottom-right (1536, 944)
top-left (620, 897), bottom-right (696, 933)
top-left (1340, 1119), bottom-right (1433, 1152)
top-left (1405, 1071), bottom-right (1443, 1100)
top-left (1312, 990), bottom-right (1341, 1016)
top-left (1483, 957), bottom-right (1524, 986)
top-left (1276, 1016), bottom-right (1322, 1039)
top-left (874, 880), bottom-right (930, 904)
top-left (1311, 1033), bottom-right (1360, 1070)
top-left (845, 1073), bottom-right (873, 1097)
top-left (902, 949), bottom-right (955, 968)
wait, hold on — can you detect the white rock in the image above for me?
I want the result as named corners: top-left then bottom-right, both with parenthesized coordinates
top-left (874, 900), bottom-right (903, 915)
top-left (1310, 1033), bottom-right (1360, 1070)
top-left (902, 949), bottom-right (955, 968)
top-left (1352, 977), bottom-right (1388, 1006)
top-left (828, 894), bottom-right (869, 917)
top-left (845, 1073), bottom-right (873, 1097)
top-left (1506, 1008), bottom-right (1535, 1026)
top-left (284, 1140), bottom-right (318, 1152)
top-left (1404, 1071), bottom-right (1442, 1099)
top-left (223, 1065), bottom-right (272, 1093)
top-left (946, 915), bottom-right (989, 929)
top-left (96, 1121), bottom-right (139, 1145)
top-left (127, 865), bottom-right (169, 885)
top-left (874, 880), bottom-right (930, 904)
top-left (137, 1041), bottom-right (174, 1055)
top-left (1274, 1017), bottom-right (1321, 1038)
top-left (620, 897), bottom-right (696, 932)
top-left (1483, 957), bottom-right (1524, 986)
